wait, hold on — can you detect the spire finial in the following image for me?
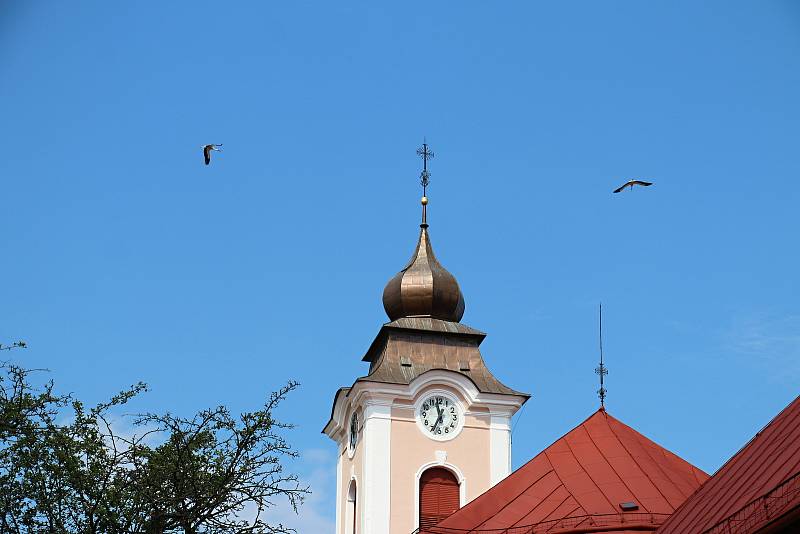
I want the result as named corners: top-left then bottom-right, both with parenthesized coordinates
top-left (416, 140), bottom-right (434, 227)
top-left (595, 303), bottom-right (608, 409)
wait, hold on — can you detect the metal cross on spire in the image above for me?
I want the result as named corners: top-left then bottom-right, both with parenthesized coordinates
top-left (595, 303), bottom-right (608, 409)
top-left (416, 141), bottom-right (434, 225)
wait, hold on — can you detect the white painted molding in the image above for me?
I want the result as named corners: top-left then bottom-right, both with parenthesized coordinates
top-left (335, 449), bottom-right (343, 534)
top-left (325, 370), bottom-right (527, 439)
top-left (489, 414), bottom-right (512, 485)
top-left (362, 403), bottom-right (391, 534)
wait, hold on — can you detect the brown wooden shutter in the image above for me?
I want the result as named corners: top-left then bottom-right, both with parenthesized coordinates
top-left (419, 467), bottom-right (460, 529)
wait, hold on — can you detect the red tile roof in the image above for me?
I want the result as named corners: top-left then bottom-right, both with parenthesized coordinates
top-left (657, 395), bottom-right (800, 534)
top-left (424, 409), bottom-right (708, 534)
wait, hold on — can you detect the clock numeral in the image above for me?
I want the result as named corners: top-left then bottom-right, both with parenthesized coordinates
top-left (450, 407), bottom-right (455, 413)
top-left (424, 419), bottom-right (429, 426)
top-left (437, 428), bottom-right (442, 435)
top-left (444, 427), bottom-right (449, 433)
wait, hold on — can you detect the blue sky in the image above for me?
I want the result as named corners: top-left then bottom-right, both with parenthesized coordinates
top-left (2, 1), bottom-right (799, 530)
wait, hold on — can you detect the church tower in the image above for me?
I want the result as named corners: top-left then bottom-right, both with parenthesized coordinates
top-left (323, 145), bottom-right (529, 534)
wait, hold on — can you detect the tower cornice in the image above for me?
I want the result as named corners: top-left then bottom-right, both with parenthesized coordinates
top-left (322, 369), bottom-right (528, 440)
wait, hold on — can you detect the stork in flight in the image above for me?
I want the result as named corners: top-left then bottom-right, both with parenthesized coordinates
top-left (202, 144), bottom-right (223, 165)
top-left (613, 179), bottom-right (653, 193)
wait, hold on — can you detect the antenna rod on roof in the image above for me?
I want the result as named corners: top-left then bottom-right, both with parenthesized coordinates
top-left (595, 303), bottom-right (608, 409)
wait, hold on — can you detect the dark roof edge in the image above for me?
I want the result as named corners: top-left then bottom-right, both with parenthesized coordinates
top-left (321, 386), bottom-right (351, 435)
top-left (353, 373), bottom-right (531, 400)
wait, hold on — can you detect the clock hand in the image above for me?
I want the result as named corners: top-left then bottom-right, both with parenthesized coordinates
top-left (431, 404), bottom-right (443, 431)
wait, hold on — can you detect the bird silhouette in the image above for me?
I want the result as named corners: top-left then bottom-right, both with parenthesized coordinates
top-left (613, 179), bottom-right (653, 193)
top-left (202, 144), bottom-right (223, 165)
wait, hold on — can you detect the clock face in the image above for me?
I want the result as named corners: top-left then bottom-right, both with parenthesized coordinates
top-left (417, 394), bottom-right (462, 439)
top-left (349, 412), bottom-right (358, 451)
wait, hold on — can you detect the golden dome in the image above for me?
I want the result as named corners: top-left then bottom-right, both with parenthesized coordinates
top-left (382, 224), bottom-right (465, 323)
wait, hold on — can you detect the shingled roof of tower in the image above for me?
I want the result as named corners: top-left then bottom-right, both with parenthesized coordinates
top-left (656, 394), bottom-right (800, 534)
top-left (422, 409), bottom-right (708, 534)
top-left (358, 317), bottom-right (526, 397)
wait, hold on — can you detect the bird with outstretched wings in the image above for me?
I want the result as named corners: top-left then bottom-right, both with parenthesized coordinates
top-left (613, 179), bottom-right (653, 193)
top-left (202, 144), bottom-right (223, 165)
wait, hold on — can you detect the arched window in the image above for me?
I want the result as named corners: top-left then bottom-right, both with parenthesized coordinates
top-left (345, 479), bottom-right (357, 534)
top-left (419, 467), bottom-right (460, 529)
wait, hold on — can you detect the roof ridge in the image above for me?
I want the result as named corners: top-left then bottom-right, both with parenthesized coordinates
top-left (643, 430), bottom-right (699, 502)
top-left (685, 399), bottom-right (800, 528)
top-left (658, 395), bottom-right (800, 533)
top-left (437, 408), bottom-right (706, 532)
top-left (708, 395), bottom-right (800, 479)
top-left (688, 400), bottom-right (800, 526)
top-left (602, 410), bottom-right (708, 476)
top-left (479, 409), bottom-right (608, 490)
top-left (442, 412), bottom-right (610, 530)
top-left (614, 413), bottom-right (704, 503)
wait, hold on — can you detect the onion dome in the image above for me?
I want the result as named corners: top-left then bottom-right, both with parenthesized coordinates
top-left (382, 220), bottom-right (465, 323)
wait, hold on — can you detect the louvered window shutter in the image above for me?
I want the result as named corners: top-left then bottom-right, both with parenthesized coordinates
top-left (419, 468), bottom-right (460, 529)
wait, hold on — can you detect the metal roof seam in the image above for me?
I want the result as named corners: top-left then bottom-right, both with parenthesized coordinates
top-left (704, 397), bottom-right (799, 482)
top-left (506, 477), bottom-right (578, 528)
top-left (473, 471), bottom-right (559, 529)
top-left (451, 411), bottom-right (610, 529)
top-left (560, 423), bottom-right (619, 513)
top-left (699, 470), bottom-right (800, 534)
top-left (750, 422), bottom-right (800, 495)
top-left (631, 426), bottom-right (703, 503)
top-left (544, 447), bottom-right (590, 503)
top-left (651, 446), bottom-right (695, 500)
top-left (658, 395), bottom-right (800, 533)
top-left (604, 416), bottom-right (679, 511)
top-left (686, 405), bottom-right (800, 529)
top-left (434, 409), bottom-right (707, 533)
top-left (527, 493), bottom-right (578, 527)
top-left (582, 416), bottom-right (649, 513)
top-left (691, 466), bottom-right (707, 487)
top-left (652, 448), bottom-right (707, 506)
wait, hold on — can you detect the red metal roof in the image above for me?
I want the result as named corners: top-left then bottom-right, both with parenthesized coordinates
top-left (425, 409), bottom-right (708, 534)
top-left (657, 394), bottom-right (800, 534)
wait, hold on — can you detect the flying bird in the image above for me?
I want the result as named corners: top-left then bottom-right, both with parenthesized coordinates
top-left (613, 179), bottom-right (653, 193)
top-left (202, 144), bottom-right (223, 165)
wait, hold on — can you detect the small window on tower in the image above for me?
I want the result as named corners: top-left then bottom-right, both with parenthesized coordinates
top-left (400, 356), bottom-right (412, 367)
top-left (347, 480), bottom-right (357, 534)
top-left (420, 467), bottom-right (460, 529)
